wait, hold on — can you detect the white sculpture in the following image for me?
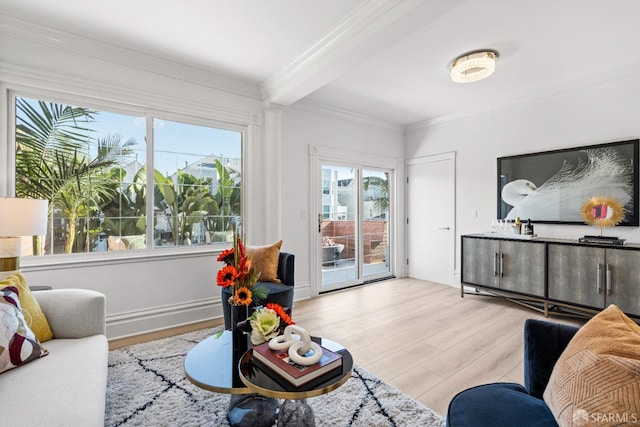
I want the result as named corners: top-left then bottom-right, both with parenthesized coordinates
top-left (268, 325), bottom-right (322, 366)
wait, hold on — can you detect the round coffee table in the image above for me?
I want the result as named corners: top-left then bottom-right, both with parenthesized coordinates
top-left (184, 330), bottom-right (279, 427)
top-left (239, 337), bottom-right (353, 427)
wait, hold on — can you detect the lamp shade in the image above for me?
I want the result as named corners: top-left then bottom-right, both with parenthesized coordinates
top-left (0, 198), bottom-right (49, 237)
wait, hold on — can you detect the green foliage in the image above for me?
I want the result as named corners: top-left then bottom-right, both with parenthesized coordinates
top-left (363, 173), bottom-right (390, 214)
top-left (15, 99), bottom-right (134, 253)
top-left (15, 98), bottom-right (243, 253)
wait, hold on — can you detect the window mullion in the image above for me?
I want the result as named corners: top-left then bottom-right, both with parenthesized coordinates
top-left (145, 115), bottom-right (154, 250)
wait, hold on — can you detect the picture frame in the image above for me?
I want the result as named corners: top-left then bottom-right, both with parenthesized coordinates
top-left (497, 139), bottom-right (639, 226)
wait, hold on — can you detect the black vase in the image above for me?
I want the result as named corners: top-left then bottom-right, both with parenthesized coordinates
top-left (230, 303), bottom-right (249, 388)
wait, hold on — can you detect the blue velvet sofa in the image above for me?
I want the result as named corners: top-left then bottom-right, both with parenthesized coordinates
top-left (446, 319), bottom-right (580, 427)
top-left (221, 252), bottom-right (295, 329)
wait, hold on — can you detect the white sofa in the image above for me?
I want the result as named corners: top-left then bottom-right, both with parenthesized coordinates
top-left (0, 289), bottom-right (108, 426)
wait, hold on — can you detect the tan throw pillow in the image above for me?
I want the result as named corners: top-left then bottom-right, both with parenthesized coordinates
top-left (0, 286), bottom-right (49, 374)
top-left (0, 272), bottom-right (53, 342)
top-left (543, 304), bottom-right (640, 426)
top-left (246, 240), bottom-right (283, 283)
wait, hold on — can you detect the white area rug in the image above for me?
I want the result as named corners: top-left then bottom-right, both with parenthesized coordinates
top-left (105, 327), bottom-right (445, 427)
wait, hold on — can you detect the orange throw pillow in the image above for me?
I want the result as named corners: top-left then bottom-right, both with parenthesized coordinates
top-left (543, 304), bottom-right (640, 426)
top-left (246, 241), bottom-right (282, 283)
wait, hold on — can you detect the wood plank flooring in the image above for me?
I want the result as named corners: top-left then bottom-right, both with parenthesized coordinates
top-left (110, 277), bottom-right (586, 417)
top-left (291, 278), bottom-right (585, 416)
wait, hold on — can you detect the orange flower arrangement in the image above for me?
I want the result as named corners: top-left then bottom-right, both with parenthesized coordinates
top-left (216, 229), bottom-right (267, 306)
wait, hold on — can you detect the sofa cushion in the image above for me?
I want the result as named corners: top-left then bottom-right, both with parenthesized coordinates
top-left (246, 240), bottom-right (282, 283)
top-left (0, 272), bottom-right (53, 342)
top-left (0, 286), bottom-right (48, 374)
top-left (0, 335), bottom-right (108, 426)
top-left (543, 304), bottom-right (640, 426)
top-left (447, 382), bottom-right (558, 427)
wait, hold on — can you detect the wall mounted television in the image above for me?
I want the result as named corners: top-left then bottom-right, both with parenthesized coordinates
top-left (497, 139), bottom-right (639, 226)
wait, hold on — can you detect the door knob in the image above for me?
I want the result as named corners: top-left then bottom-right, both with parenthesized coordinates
top-left (438, 227), bottom-right (451, 230)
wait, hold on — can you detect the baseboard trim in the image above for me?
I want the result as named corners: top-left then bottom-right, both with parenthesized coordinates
top-left (106, 297), bottom-right (222, 341)
top-left (108, 318), bottom-right (223, 350)
top-left (294, 282), bottom-right (312, 300)
top-left (106, 283), bottom-right (313, 342)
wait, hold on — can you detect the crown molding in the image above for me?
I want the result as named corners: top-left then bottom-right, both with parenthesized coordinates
top-left (293, 98), bottom-right (404, 133)
top-left (406, 58), bottom-right (640, 134)
top-left (0, 62), bottom-right (258, 127)
top-left (0, 13), bottom-right (262, 101)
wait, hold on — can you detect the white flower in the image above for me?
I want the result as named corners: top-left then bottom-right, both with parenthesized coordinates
top-left (250, 308), bottom-right (281, 345)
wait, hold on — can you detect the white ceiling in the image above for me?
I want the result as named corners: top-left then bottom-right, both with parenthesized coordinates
top-left (2, 0), bottom-right (640, 126)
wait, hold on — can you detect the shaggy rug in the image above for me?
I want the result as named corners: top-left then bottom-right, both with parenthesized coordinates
top-left (105, 327), bottom-right (445, 427)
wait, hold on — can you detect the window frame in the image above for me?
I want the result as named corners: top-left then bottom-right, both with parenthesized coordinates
top-left (6, 87), bottom-right (248, 265)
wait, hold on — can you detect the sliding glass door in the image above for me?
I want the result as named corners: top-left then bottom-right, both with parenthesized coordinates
top-left (320, 164), bottom-right (391, 292)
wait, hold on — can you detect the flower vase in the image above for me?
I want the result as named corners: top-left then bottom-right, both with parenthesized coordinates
top-left (230, 302), bottom-right (249, 388)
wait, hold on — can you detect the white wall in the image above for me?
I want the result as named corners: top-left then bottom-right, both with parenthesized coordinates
top-left (406, 72), bottom-right (640, 283)
top-left (0, 15), bottom-right (268, 339)
top-left (0, 15), bottom-right (406, 339)
top-left (280, 105), bottom-right (405, 298)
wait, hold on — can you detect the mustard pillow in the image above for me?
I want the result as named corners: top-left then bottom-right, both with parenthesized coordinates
top-left (246, 240), bottom-right (282, 283)
top-left (0, 272), bottom-right (53, 342)
top-left (543, 304), bottom-right (640, 426)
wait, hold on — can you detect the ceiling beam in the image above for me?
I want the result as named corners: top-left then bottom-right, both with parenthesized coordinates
top-left (261, 0), bottom-right (464, 106)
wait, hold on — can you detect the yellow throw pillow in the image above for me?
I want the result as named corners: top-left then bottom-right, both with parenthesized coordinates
top-left (246, 240), bottom-right (283, 283)
top-left (0, 272), bottom-right (53, 342)
top-left (543, 304), bottom-right (640, 427)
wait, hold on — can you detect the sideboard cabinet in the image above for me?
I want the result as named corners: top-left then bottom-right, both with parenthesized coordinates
top-left (461, 234), bottom-right (640, 319)
top-left (461, 237), bottom-right (545, 297)
top-left (547, 243), bottom-right (640, 315)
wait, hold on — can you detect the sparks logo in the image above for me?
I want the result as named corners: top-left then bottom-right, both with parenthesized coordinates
top-left (573, 409), bottom-right (589, 425)
top-left (573, 409), bottom-right (639, 425)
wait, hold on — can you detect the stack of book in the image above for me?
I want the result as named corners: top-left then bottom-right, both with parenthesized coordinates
top-left (252, 341), bottom-right (343, 388)
top-left (579, 235), bottom-right (625, 245)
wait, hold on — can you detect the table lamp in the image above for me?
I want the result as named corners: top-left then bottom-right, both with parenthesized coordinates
top-left (0, 197), bottom-right (49, 279)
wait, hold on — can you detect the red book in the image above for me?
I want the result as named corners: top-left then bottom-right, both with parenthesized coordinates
top-left (252, 341), bottom-right (343, 387)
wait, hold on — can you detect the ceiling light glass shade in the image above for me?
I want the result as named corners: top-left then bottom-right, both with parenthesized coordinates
top-left (0, 198), bottom-right (48, 237)
top-left (450, 50), bottom-right (498, 83)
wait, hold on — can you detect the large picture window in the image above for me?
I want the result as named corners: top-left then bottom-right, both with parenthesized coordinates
top-left (13, 95), bottom-right (243, 256)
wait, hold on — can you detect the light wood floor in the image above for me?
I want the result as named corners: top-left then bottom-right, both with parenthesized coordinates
top-left (292, 278), bottom-right (585, 416)
top-left (110, 278), bottom-right (585, 417)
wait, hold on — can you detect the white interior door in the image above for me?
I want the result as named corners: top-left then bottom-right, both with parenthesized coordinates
top-left (407, 153), bottom-right (455, 285)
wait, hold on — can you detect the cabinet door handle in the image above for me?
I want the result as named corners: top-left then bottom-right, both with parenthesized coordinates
top-left (606, 264), bottom-right (612, 296)
top-left (500, 252), bottom-right (504, 278)
top-left (596, 263), bottom-right (603, 294)
top-left (494, 253), bottom-right (498, 277)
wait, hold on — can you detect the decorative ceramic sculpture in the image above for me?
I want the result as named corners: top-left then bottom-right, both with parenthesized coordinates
top-left (268, 325), bottom-right (322, 366)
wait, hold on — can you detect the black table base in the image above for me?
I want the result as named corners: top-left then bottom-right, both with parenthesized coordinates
top-left (227, 393), bottom-right (279, 427)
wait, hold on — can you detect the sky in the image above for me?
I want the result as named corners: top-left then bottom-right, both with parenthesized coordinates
top-left (18, 97), bottom-right (242, 177)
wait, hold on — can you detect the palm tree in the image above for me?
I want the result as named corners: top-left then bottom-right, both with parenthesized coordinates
top-left (99, 165), bottom-right (147, 237)
top-left (212, 159), bottom-right (241, 231)
top-left (152, 159), bottom-right (241, 245)
top-left (15, 99), bottom-right (134, 253)
top-left (154, 169), bottom-right (219, 245)
top-left (363, 172), bottom-right (390, 214)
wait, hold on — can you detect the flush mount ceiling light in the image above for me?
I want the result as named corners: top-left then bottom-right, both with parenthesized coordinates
top-left (450, 50), bottom-right (499, 83)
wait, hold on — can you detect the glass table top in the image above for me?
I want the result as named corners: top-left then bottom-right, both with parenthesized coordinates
top-left (183, 330), bottom-right (250, 394)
